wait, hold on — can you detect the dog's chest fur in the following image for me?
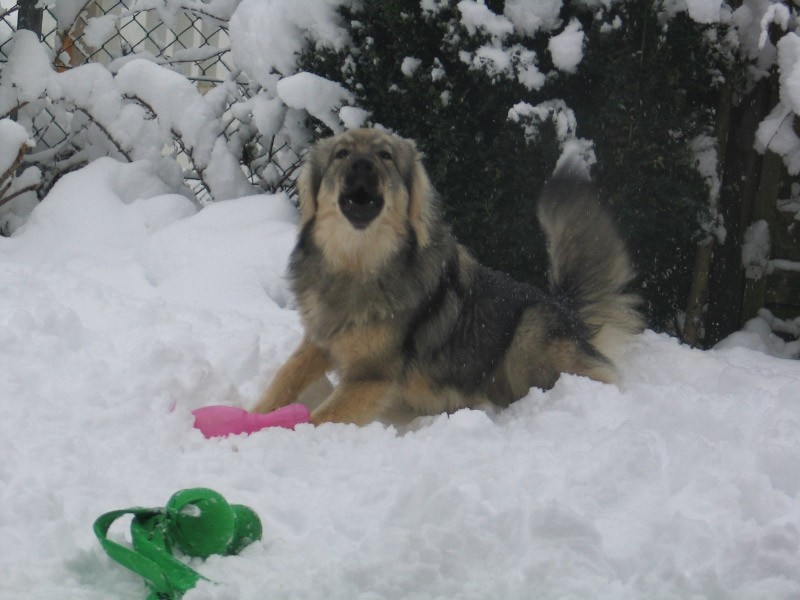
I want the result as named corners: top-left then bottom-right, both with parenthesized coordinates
top-left (288, 219), bottom-right (548, 396)
top-left (289, 220), bottom-right (430, 349)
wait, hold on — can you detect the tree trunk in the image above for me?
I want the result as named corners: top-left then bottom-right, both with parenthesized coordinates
top-left (682, 75), bottom-right (734, 347)
top-left (703, 74), bottom-right (776, 345)
top-left (741, 149), bottom-right (784, 322)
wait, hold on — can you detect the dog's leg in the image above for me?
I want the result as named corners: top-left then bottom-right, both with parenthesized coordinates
top-left (252, 337), bottom-right (331, 413)
top-left (311, 379), bottom-right (391, 425)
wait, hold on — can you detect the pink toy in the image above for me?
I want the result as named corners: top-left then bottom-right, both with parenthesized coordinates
top-left (192, 404), bottom-right (311, 438)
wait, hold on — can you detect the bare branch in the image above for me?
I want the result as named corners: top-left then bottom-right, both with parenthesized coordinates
top-left (170, 128), bottom-right (213, 201)
top-left (74, 107), bottom-right (133, 162)
top-left (161, 47), bottom-right (230, 65)
top-left (122, 93), bottom-right (157, 120)
top-left (270, 159), bottom-right (302, 193)
top-left (37, 155), bottom-right (90, 197)
top-left (0, 144), bottom-right (27, 189)
top-left (0, 4), bottom-right (19, 22)
top-left (0, 148), bottom-right (37, 201)
top-left (0, 101), bottom-right (30, 121)
top-left (0, 182), bottom-right (39, 209)
top-left (98, 2), bottom-right (230, 26)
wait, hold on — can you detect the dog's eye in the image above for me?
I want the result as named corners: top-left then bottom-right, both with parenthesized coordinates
top-left (335, 149), bottom-right (350, 159)
top-left (377, 150), bottom-right (392, 161)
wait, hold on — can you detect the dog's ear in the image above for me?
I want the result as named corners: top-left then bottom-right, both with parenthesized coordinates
top-left (295, 138), bottom-right (333, 226)
top-left (399, 138), bottom-right (436, 248)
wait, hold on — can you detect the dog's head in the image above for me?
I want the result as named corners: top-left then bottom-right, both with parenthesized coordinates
top-left (295, 128), bottom-right (436, 271)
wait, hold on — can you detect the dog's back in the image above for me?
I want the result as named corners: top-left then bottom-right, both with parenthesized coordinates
top-left (397, 161), bottom-right (643, 414)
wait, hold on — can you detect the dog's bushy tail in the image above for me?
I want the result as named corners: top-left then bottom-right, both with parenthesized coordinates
top-left (537, 160), bottom-right (644, 371)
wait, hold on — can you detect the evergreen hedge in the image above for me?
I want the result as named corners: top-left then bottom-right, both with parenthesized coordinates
top-left (301, 0), bottom-right (725, 331)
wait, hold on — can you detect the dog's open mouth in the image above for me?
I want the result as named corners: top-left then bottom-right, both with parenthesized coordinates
top-left (339, 186), bottom-right (384, 229)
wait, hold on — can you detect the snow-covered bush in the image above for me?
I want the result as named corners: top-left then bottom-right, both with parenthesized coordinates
top-left (0, 0), bottom-right (366, 231)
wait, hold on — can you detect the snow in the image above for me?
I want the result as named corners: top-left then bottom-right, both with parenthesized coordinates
top-left (0, 31), bottom-right (52, 113)
top-left (514, 46), bottom-right (547, 91)
top-left (457, 0), bottom-right (515, 39)
top-left (686, 0), bottom-right (724, 24)
top-left (776, 34), bottom-right (800, 116)
top-left (600, 16), bottom-right (624, 34)
top-left (756, 104), bottom-right (800, 174)
top-left (548, 19), bottom-right (585, 73)
top-left (471, 44), bottom-right (514, 75)
top-left (44, 0), bottom-right (90, 32)
top-left (770, 258), bottom-right (800, 273)
top-left (754, 33), bottom-right (800, 175)
top-left (2, 159), bottom-right (800, 599)
top-left (229, 0), bottom-right (351, 81)
top-left (690, 134), bottom-right (721, 205)
top-left (420, 0), bottom-right (450, 16)
top-left (503, 0), bottom-right (563, 36)
top-left (0, 118), bottom-right (30, 174)
top-left (742, 219), bottom-right (770, 279)
top-left (690, 134), bottom-right (727, 244)
top-left (759, 3), bottom-right (791, 50)
top-left (716, 309), bottom-right (800, 358)
top-left (276, 72), bottom-right (356, 135)
top-left (82, 13), bottom-right (118, 50)
top-left (338, 105), bottom-right (370, 130)
top-left (508, 100), bottom-right (596, 168)
top-left (400, 56), bottom-right (422, 77)
top-left (453, 2), bottom-right (558, 91)
top-left (430, 58), bottom-right (446, 81)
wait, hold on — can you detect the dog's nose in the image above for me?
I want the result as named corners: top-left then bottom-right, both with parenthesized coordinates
top-left (345, 155), bottom-right (378, 191)
top-left (349, 156), bottom-right (374, 176)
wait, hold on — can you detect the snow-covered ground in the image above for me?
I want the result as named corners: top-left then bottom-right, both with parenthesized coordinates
top-left (1, 159), bottom-right (800, 599)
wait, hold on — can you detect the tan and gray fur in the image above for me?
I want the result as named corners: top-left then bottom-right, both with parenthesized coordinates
top-left (253, 128), bottom-right (643, 425)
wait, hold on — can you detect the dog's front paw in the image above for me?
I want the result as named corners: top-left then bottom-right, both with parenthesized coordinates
top-left (251, 393), bottom-right (286, 414)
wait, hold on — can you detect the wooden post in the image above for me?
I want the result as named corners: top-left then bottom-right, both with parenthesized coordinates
top-left (741, 150), bottom-right (783, 322)
top-left (703, 71), bottom-right (777, 345)
top-left (682, 75), bottom-right (734, 347)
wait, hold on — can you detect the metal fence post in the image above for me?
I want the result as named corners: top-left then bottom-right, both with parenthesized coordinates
top-left (16, 0), bottom-right (43, 37)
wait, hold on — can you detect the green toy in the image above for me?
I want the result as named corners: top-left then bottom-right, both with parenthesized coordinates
top-left (94, 488), bottom-right (262, 600)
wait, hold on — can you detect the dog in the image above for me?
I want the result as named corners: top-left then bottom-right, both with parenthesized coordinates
top-left (253, 128), bottom-right (643, 425)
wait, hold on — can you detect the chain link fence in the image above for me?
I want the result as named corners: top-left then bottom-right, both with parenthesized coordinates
top-left (1, 0), bottom-right (298, 205)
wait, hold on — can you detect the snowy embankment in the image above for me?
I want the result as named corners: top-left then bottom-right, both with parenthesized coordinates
top-left (1, 160), bottom-right (800, 599)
